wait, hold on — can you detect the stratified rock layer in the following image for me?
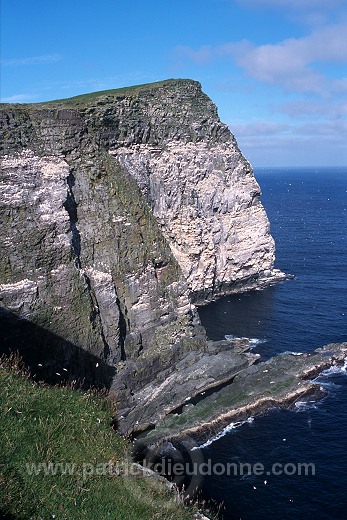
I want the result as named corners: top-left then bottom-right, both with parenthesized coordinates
top-left (0, 79), bottom-right (285, 431)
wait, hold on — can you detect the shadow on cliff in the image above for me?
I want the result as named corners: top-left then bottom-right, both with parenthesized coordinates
top-left (0, 308), bottom-right (116, 390)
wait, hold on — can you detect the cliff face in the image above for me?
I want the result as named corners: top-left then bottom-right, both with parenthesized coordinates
top-left (111, 83), bottom-right (277, 299)
top-left (0, 79), bottom-right (284, 433)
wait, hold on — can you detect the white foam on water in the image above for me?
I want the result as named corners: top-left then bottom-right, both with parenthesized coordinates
top-left (319, 357), bottom-right (347, 377)
top-left (315, 381), bottom-right (342, 391)
top-left (308, 358), bottom-right (347, 395)
top-left (294, 400), bottom-right (319, 412)
top-left (191, 417), bottom-right (254, 451)
top-left (225, 334), bottom-right (268, 347)
top-left (297, 360), bottom-right (347, 411)
top-left (309, 358), bottom-right (347, 387)
top-left (249, 338), bottom-right (268, 347)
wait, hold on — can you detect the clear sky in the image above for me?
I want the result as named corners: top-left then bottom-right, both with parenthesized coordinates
top-left (1, 0), bottom-right (346, 167)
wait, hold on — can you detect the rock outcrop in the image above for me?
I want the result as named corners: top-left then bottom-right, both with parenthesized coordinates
top-left (142, 342), bottom-right (347, 448)
top-left (0, 79), bottom-right (285, 434)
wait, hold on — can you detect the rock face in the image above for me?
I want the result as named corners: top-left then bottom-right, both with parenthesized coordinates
top-left (114, 141), bottom-right (276, 300)
top-left (109, 82), bottom-right (281, 300)
top-left (0, 79), bottom-right (285, 432)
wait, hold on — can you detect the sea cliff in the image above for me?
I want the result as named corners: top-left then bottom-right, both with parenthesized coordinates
top-left (1, 79), bottom-right (287, 435)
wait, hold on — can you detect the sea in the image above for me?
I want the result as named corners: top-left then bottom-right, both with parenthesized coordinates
top-left (196, 167), bottom-right (347, 520)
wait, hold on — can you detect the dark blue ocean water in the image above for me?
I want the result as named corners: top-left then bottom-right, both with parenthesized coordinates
top-left (197, 167), bottom-right (347, 520)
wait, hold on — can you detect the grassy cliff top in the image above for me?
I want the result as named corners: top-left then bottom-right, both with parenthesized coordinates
top-left (1, 79), bottom-right (201, 108)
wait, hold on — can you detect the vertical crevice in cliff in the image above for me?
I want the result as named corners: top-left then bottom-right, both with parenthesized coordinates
top-left (63, 168), bottom-right (115, 362)
top-left (82, 271), bottom-right (113, 360)
top-left (63, 172), bottom-right (81, 268)
top-left (117, 297), bottom-right (127, 361)
top-left (211, 254), bottom-right (218, 295)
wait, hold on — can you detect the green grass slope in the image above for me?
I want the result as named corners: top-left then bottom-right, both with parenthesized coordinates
top-left (0, 356), bottom-right (198, 520)
top-left (35, 78), bottom-right (198, 106)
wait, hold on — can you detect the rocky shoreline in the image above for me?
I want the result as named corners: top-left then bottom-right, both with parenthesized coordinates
top-left (135, 342), bottom-right (347, 452)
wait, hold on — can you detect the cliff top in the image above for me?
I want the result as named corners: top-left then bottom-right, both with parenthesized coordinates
top-left (0, 78), bottom-right (202, 108)
top-left (0, 77), bottom-right (220, 155)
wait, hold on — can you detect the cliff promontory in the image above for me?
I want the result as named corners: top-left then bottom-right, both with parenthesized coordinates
top-left (0, 79), bottom-right (286, 435)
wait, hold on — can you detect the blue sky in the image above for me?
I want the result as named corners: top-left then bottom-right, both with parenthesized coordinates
top-left (1, 0), bottom-right (346, 167)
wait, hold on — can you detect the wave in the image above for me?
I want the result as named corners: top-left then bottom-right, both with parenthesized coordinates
top-left (295, 363), bottom-right (347, 412)
top-left (225, 335), bottom-right (268, 347)
top-left (315, 380), bottom-right (342, 391)
top-left (319, 358), bottom-right (347, 377)
top-left (307, 358), bottom-right (347, 393)
top-left (294, 400), bottom-right (319, 412)
top-left (313, 358), bottom-right (347, 383)
top-left (191, 417), bottom-right (254, 451)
